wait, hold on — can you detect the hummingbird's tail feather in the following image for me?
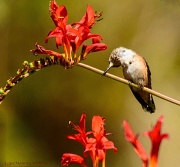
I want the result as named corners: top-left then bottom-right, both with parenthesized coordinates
top-left (130, 88), bottom-right (155, 113)
top-left (148, 94), bottom-right (156, 112)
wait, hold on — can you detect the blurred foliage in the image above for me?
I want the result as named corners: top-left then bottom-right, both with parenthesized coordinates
top-left (0, 0), bottom-right (179, 167)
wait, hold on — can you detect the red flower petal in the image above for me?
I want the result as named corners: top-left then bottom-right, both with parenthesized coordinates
top-left (30, 43), bottom-right (63, 58)
top-left (123, 121), bottom-right (149, 167)
top-left (97, 149), bottom-right (105, 161)
top-left (67, 113), bottom-right (88, 147)
top-left (73, 5), bottom-right (102, 29)
top-left (144, 115), bottom-right (169, 167)
top-left (85, 5), bottom-right (96, 28)
top-left (49, 0), bottom-right (68, 26)
top-left (45, 27), bottom-right (64, 46)
top-left (92, 116), bottom-right (105, 137)
top-left (82, 43), bottom-right (107, 59)
top-left (61, 153), bottom-right (87, 167)
top-left (84, 116), bottom-right (117, 162)
top-left (79, 113), bottom-right (86, 133)
top-left (103, 140), bottom-right (118, 152)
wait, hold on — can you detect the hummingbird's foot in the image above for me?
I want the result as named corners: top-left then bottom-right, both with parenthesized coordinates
top-left (128, 80), bottom-right (132, 86)
top-left (138, 84), bottom-right (144, 90)
top-left (128, 81), bottom-right (144, 90)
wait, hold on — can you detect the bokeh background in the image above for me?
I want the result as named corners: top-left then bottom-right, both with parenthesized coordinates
top-left (0, 0), bottom-right (180, 166)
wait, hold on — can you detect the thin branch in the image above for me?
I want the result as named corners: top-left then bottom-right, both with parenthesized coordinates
top-left (0, 57), bottom-right (179, 107)
top-left (77, 62), bottom-right (180, 106)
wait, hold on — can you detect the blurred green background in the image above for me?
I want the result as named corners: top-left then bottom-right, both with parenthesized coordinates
top-left (0, 0), bottom-right (180, 166)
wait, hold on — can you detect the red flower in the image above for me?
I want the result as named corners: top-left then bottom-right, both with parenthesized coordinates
top-left (67, 113), bottom-right (89, 147)
top-left (31, 0), bottom-right (107, 68)
top-left (144, 116), bottom-right (169, 167)
top-left (30, 43), bottom-right (62, 57)
top-left (123, 121), bottom-right (149, 167)
top-left (43, 0), bottom-right (107, 64)
top-left (61, 153), bottom-right (87, 167)
top-left (70, 26), bottom-right (105, 61)
top-left (30, 43), bottom-right (73, 69)
top-left (62, 113), bottom-right (117, 167)
top-left (73, 4), bottom-right (102, 29)
top-left (85, 116), bottom-right (117, 163)
top-left (123, 116), bottom-right (169, 167)
top-left (81, 38), bottom-right (107, 60)
top-left (49, 1), bottom-right (68, 27)
top-left (45, 2), bottom-right (80, 61)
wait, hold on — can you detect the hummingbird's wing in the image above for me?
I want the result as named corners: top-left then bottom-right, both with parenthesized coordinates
top-left (130, 88), bottom-right (155, 113)
top-left (126, 57), bottom-right (155, 113)
top-left (144, 60), bottom-right (156, 112)
top-left (145, 60), bottom-right (152, 89)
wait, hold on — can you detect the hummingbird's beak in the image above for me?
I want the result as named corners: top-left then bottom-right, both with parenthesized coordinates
top-left (101, 65), bottom-right (112, 77)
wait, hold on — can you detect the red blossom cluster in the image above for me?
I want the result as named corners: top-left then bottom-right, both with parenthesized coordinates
top-left (123, 116), bottom-right (169, 167)
top-left (61, 114), bottom-right (168, 167)
top-left (31, 0), bottom-right (107, 68)
top-left (30, 1), bottom-right (169, 167)
top-left (61, 113), bottom-right (117, 167)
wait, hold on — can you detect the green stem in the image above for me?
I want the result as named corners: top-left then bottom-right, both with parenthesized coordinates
top-left (0, 56), bottom-right (65, 104)
top-left (95, 156), bottom-right (99, 167)
top-left (102, 153), bottom-right (106, 167)
top-left (149, 155), bottom-right (157, 167)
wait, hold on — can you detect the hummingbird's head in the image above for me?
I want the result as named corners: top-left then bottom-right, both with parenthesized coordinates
top-left (102, 47), bottom-right (129, 76)
top-left (118, 47), bottom-right (134, 56)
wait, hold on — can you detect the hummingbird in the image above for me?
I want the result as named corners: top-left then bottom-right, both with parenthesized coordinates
top-left (102, 47), bottom-right (155, 113)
